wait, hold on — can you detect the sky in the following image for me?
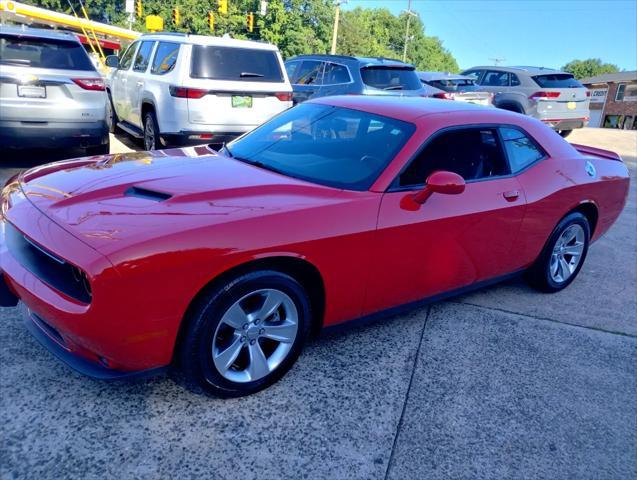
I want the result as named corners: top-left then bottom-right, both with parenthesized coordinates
top-left (342, 0), bottom-right (637, 71)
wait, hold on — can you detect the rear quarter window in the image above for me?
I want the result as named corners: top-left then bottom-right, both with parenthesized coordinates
top-left (533, 74), bottom-right (583, 88)
top-left (361, 66), bottom-right (421, 91)
top-left (0, 34), bottom-right (95, 71)
top-left (190, 45), bottom-right (284, 82)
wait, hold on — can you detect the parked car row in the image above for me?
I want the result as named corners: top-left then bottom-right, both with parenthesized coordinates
top-left (0, 25), bottom-right (592, 152)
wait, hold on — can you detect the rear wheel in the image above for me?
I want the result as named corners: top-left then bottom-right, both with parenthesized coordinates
top-left (527, 212), bottom-right (590, 292)
top-left (558, 130), bottom-right (573, 138)
top-left (178, 271), bottom-right (312, 397)
top-left (143, 110), bottom-right (161, 151)
top-left (85, 136), bottom-right (110, 156)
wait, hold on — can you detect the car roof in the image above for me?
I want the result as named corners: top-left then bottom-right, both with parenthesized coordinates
top-left (463, 65), bottom-right (566, 75)
top-left (139, 32), bottom-right (279, 51)
top-left (0, 24), bottom-right (81, 43)
top-left (286, 54), bottom-right (414, 69)
top-left (418, 71), bottom-right (473, 81)
top-left (309, 95), bottom-right (516, 122)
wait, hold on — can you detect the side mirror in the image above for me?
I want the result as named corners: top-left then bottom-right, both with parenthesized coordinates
top-left (105, 55), bottom-right (120, 68)
top-left (413, 170), bottom-right (465, 204)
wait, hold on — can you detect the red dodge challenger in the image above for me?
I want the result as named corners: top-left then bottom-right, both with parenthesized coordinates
top-left (0, 96), bottom-right (630, 396)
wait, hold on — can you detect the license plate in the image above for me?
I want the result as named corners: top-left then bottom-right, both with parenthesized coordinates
top-left (231, 95), bottom-right (252, 108)
top-left (17, 85), bottom-right (46, 98)
top-left (567, 101), bottom-right (577, 110)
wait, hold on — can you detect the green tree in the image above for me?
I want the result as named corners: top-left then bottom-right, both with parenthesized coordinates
top-left (562, 58), bottom-right (620, 79)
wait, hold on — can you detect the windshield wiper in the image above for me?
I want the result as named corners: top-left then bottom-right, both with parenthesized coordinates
top-left (237, 157), bottom-right (284, 175)
top-left (240, 72), bottom-right (264, 78)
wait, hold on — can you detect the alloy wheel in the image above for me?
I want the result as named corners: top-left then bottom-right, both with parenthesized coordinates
top-left (550, 224), bottom-right (585, 283)
top-left (211, 288), bottom-right (299, 383)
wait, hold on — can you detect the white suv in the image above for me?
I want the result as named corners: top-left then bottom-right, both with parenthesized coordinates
top-left (105, 33), bottom-right (292, 150)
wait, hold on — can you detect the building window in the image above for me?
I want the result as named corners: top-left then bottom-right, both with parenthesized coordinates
top-left (604, 115), bottom-right (637, 130)
top-left (615, 83), bottom-right (637, 101)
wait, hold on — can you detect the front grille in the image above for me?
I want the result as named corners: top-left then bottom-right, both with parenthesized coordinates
top-left (5, 223), bottom-right (92, 303)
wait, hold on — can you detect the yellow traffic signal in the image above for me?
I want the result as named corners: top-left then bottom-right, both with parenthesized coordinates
top-left (218, 0), bottom-right (228, 15)
top-left (135, 0), bottom-right (142, 18)
top-left (172, 7), bottom-right (180, 26)
top-left (208, 11), bottom-right (215, 31)
top-left (247, 12), bottom-right (254, 32)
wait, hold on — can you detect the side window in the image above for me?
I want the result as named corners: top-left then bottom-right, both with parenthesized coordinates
top-left (132, 41), bottom-right (154, 72)
top-left (294, 60), bottom-right (323, 85)
top-left (482, 70), bottom-right (510, 87)
top-left (399, 128), bottom-right (510, 187)
top-left (118, 41), bottom-right (138, 70)
top-left (510, 73), bottom-right (521, 86)
top-left (500, 127), bottom-right (545, 173)
top-left (323, 63), bottom-right (351, 84)
top-left (285, 61), bottom-right (300, 82)
top-left (151, 42), bottom-right (179, 75)
top-left (463, 70), bottom-right (483, 83)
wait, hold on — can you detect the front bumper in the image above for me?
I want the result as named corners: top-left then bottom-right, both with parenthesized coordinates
top-left (23, 307), bottom-right (166, 380)
top-left (0, 120), bottom-right (108, 149)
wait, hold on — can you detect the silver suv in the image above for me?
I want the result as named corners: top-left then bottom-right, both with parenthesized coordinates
top-left (105, 33), bottom-right (292, 150)
top-left (461, 66), bottom-right (590, 137)
top-left (0, 25), bottom-right (109, 154)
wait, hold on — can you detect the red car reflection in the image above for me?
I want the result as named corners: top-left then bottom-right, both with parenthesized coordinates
top-left (0, 96), bottom-right (629, 396)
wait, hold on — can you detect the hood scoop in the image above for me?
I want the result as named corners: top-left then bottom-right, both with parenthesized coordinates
top-left (124, 186), bottom-right (173, 202)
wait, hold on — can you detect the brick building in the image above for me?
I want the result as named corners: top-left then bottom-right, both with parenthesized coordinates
top-left (580, 71), bottom-right (637, 129)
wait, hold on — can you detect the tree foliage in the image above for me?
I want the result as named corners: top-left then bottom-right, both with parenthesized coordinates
top-left (561, 58), bottom-right (620, 79)
top-left (20, 0), bottom-right (458, 69)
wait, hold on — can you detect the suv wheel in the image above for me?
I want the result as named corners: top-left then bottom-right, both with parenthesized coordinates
top-left (106, 93), bottom-right (119, 134)
top-left (143, 110), bottom-right (161, 151)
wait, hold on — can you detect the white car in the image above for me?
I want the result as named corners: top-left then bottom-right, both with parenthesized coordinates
top-left (105, 33), bottom-right (293, 150)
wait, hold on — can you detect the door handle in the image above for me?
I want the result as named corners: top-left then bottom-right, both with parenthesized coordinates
top-left (502, 190), bottom-right (520, 201)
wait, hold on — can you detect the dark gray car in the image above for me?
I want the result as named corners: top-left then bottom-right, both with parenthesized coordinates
top-left (0, 25), bottom-right (109, 153)
top-left (461, 65), bottom-right (590, 137)
top-left (284, 54), bottom-right (425, 104)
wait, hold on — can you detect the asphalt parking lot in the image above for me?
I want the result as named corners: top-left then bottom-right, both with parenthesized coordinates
top-left (1, 129), bottom-right (636, 479)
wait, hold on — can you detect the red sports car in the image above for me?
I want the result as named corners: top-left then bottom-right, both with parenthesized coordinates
top-left (0, 97), bottom-right (629, 396)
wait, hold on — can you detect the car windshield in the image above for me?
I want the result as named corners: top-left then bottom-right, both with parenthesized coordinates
top-left (0, 34), bottom-right (95, 71)
top-left (361, 66), bottom-right (422, 91)
top-left (533, 74), bottom-right (583, 88)
top-left (426, 79), bottom-right (478, 92)
top-left (225, 103), bottom-right (415, 191)
top-left (190, 45), bottom-right (284, 82)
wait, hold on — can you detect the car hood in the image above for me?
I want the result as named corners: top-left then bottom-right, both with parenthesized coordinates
top-left (18, 147), bottom-right (341, 256)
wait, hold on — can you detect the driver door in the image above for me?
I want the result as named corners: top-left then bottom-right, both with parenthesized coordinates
top-left (364, 126), bottom-right (526, 314)
top-left (110, 41), bottom-right (139, 123)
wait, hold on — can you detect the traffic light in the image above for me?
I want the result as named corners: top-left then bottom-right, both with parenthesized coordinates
top-left (246, 12), bottom-right (254, 32)
top-left (207, 11), bottom-right (214, 31)
top-left (135, 0), bottom-right (142, 18)
top-left (218, 0), bottom-right (227, 15)
top-left (172, 7), bottom-right (180, 26)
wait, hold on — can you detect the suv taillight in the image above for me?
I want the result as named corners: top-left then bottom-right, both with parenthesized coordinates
top-left (529, 91), bottom-right (560, 100)
top-left (169, 86), bottom-right (208, 99)
top-left (432, 92), bottom-right (454, 100)
top-left (586, 91), bottom-right (591, 97)
top-left (274, 92), bottom-right (292, 101)
top-left (72, 78), bottom-right (105, 91)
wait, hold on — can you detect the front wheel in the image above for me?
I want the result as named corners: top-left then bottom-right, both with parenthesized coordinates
top-left (177, 271), bottom-right (312, 397)
top-left (526, 212), bottom-right (590, 292)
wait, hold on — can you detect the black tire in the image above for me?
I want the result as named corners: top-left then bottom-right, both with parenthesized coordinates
top-left (177, 270), bottom-right (312, 397)
top-left (143, 110), bottom-right (161, 151)
top-left (85, 136), bottom-right (110, 156)
top-left (526, 212), bottom-right (590, 293)
top-left (106, 92), bottom-right (119, 134)
top-left (558, 130), bottom-right (573, 138)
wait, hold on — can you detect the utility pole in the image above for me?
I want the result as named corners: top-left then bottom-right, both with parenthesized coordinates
top-left (490, 57), bottom-right (506, 66)
top-left (330, 0), bottom-right (347, 55)
top-left (402, 0), bottom-right (417, 62)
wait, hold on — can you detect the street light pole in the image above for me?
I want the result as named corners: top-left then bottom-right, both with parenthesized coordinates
top-left (330, 0), bottom-right (347, 55)
top-left (402, 0), bottom-right (415, 62)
